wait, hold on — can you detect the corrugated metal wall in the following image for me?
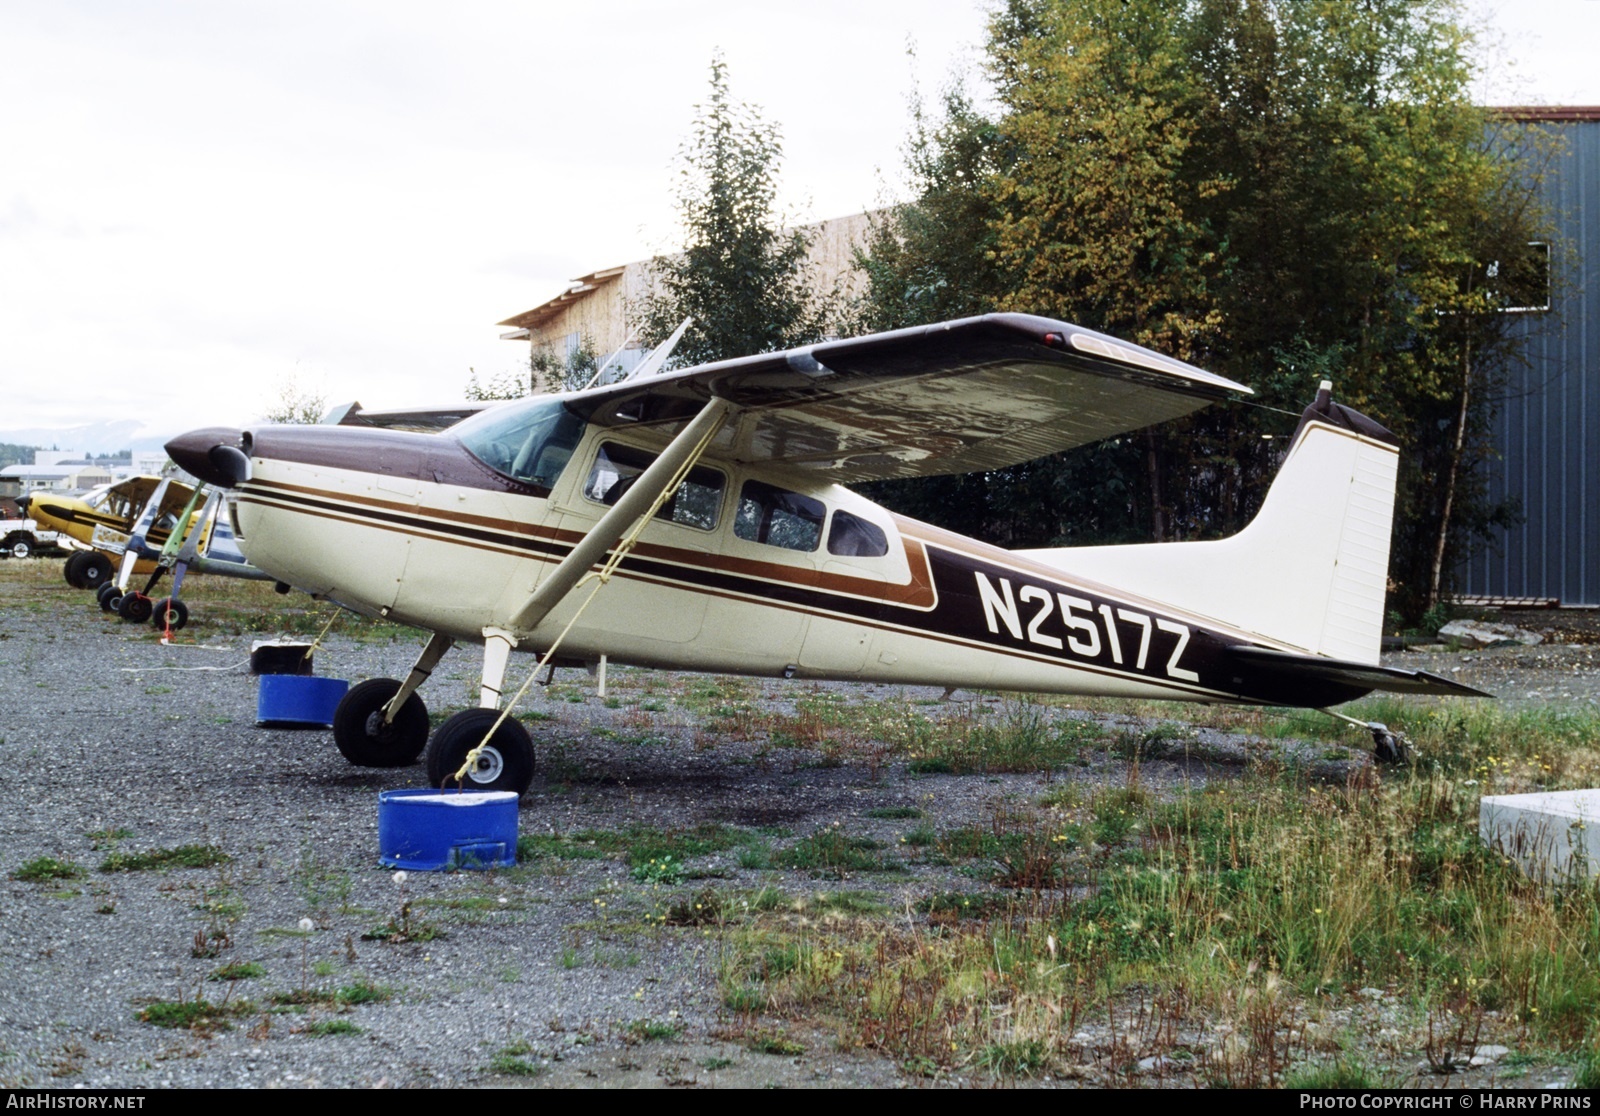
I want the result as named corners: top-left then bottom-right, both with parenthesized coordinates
top-left (1463, 119), bottom-right (1600, 604)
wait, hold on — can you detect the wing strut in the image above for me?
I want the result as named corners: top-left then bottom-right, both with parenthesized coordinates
top-left (451, 396), bottom-right (735, 784)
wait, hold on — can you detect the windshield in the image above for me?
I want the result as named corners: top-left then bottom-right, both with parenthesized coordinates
top-left (452, 396), bottom-right (586, 489)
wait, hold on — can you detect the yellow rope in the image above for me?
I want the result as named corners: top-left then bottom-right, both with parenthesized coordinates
top-left (300, 608), bottom-right (341, 666)
top-left (447, 413), bottom-right (728, 787)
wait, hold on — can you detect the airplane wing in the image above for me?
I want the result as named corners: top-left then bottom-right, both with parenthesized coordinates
top-left (564, 313), bottom-right (1251, 482)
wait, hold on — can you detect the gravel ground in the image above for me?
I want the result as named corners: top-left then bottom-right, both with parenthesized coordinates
top-left (0, 569), bottom-right (1590, 1090)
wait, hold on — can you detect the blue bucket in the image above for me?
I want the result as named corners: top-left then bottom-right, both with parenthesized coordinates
top-left (257, 674), bottom-right (349, 728)
top-left (377, 788), bottom-right (519, 871)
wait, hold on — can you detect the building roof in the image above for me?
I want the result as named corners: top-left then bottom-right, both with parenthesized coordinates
top-left (497, 264), bottom-right (630, 337)
top-left (1490, 106), bottom-right (1600, 122)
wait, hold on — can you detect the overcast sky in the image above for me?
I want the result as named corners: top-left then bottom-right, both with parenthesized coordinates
top-left (2, 0), bottom-right (1597, 450)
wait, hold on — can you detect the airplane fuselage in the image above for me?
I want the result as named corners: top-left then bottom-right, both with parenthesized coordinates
top-left (216, 419), bottom-right (1354, 708)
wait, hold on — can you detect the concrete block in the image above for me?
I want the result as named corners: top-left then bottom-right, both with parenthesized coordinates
top-left (1479, 790), bottom-right (1600, 883)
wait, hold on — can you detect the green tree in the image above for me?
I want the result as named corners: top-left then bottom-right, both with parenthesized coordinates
top-left (634, 56), bottom-right (836, 365)
top-left (856, 0), bottom-right (1548, 618)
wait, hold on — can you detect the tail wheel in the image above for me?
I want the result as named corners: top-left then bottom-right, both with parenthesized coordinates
top-left (425, 709), bottom-right (534, 794)
top-left (117, 592), bottom-right (154, 624)
top-left (97, 583), bottom-right (123, 612)
top-left (151, 598), bottom-right (188, 631)
top-left (331, 678), bottom-right (429, 767)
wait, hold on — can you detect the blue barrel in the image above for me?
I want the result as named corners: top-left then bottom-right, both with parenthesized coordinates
top-left (257, 674), bottom-right (349, 728)
top-left (378, 788), bottom-right (519, 871)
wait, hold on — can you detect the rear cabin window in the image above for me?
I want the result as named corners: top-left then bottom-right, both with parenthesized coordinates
top-left (583, 442), bottom-right (725, 531)
top-left (735, 480), bottom-right (825, 552)
top-left (452, 396), bottom-right (586, 489)
top-left (826, 510), bottom-right (890, 557)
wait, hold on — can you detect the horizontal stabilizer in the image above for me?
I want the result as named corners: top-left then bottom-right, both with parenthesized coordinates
top-left (1228, 645), bottom-right (1494, 700)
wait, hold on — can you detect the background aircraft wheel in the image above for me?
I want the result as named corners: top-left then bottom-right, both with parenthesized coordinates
top-left (425, 709), bottom-right (534, 794)
top-left (332, 679), bottom-right (429, 767)
top-left (97, 583), bottom-right (123, 612)
top-left (151, 598), bottom-right (188, 631)
top-left (64, 551), bottom-right (90, 588)
top-left (78, 552), bottom-right (113, 590)
top-left (3, 533), bottom-right (34, 559)
top-left (117, 592), bottom-right (153, 624)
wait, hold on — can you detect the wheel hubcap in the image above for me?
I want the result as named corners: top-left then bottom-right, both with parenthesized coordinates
top-left (467, 745), bottom-right (505, 784)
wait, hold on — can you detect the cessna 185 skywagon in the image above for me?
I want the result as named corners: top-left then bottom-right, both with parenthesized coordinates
top-left (167, 313), bottom-right (1485, 795)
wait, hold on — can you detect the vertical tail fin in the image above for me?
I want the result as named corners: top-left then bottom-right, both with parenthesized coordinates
top-left (1015, 383), bottom-right (1399, 664)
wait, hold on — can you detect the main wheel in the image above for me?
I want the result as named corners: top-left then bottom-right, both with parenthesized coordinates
top-left (151, 598), bottom-right (188, 631)
top-left (1373, 729), bottom-right (1409, 766)
top-left (64, 551), bottom-right (90, 588)
top-left (77, 552), bottom-right (113, 590)
top-left (117, 592), bottom-right (153, 624)
top-left (425, 708), bottom-right (534, 794)
top-left (97, 582), bottom-right (123, 612)
top-left (332, 678), bottom-right (430, 768)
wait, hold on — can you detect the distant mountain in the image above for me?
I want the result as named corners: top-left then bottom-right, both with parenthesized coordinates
top-left (0, 420), bottom-right (172, 457)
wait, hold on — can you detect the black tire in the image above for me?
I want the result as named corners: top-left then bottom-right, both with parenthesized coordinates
top-left (78, 552), bottom-right (113, 590)
top-left (332, 678), bottom-right (430, 768)
top-left (97, 583), bottom-right (123, 612)
top-left (425, 708), bottom-right (534, 794)
top-left (2, 533), bottom-right (34, 560)
top-left (151, 598), bottom-right (188, 631)
top-left (117, 592), bottom-right (153, 624)
top-left (64, 551), bottom-right (90, 588)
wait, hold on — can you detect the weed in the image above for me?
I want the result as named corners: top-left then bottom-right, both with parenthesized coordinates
top-left (631, 856), bottom-right (685, 885)
top-left (489, 1050), bottom-right (546, 1076)
top-left (86, 827), bottom-right (133, 849)
top-left (99, 845), bottom-right (228, 873)
top-left (665, 886), bottom-right (724, 926)
top-left (209, 962), bottom-right (265, 982)
top-left (746, 1029), bottom-right (805, 1056)
top-left (1284, 1060), bottom-right (1384, 1089)
top-left (13, 857), bottom-right (84, 883)
top-left (303, 1020), bottom-right (361, 1036)
top-left (335, 980), bottom-right (391, 1004)
top-left (773, 827), bottom-right (894, 874)
top-left (626, 1018), bottom-right (682, 1041)
top-left (865, 806), bottom-right (923, 819)
top-left (138, 999), bottom-right (253, 1032)
top-left (975, 1038), bottom-right (1051, 1078)
top-left (701, 1056), bottom-right (735, 1070)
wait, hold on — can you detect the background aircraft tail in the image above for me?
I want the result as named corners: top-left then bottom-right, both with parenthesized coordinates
top-left (1016, 383), bottom-right (1398, 665)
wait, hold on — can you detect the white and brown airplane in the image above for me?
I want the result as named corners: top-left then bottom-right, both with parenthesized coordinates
top-left (166, 313), bottom-right (1485, 794)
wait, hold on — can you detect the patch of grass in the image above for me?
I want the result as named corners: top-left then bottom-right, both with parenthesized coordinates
top-left (773, 828), bottom-right (894, 874)
top-left (489, 1050), bottom-right (546, 1077)
top-left (746, 1029), bottom-right (805, 1056)
top-left (137, 999), bottom-right (253, 1031)
top-left (1284, 1060), bottom-right (1384, 1089)
top-left (976, 1038), bottom-right (1051, 1078)
top-left (701, 1056), bottom-right (736, 1071)
top-left (335, 980), bottom-right (390, 1004)
top-left (86, 827), bottom-right (133, 849)
top-left (268, 989), bottom-right (337, 1006)
top-left (209, 962), bottom-right (265, 982)
top-left (13, 857), bottom-right (85, 883)
top-left (897, 702), bottom-right (1105, 775)
top-left (626, 1018), bottom-right (682, 1041)
top-left (630, 856), bottom-right (685, 885)
top-left (865, 806), bottom-right (923, 819)
top-left (99, 844), bottom-right (229, 873)
top-left (303, 1020), bottom-right (361, 1036)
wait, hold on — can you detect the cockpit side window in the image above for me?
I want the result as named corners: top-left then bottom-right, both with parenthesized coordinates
top-left (452, 397), bottom-right (586, 489)
top-left (734, 480), bottom-right (824, 552)
top-left (582, 442), bottom-right (726, 531)
top-left (826, 510), bottom-right (889, 557)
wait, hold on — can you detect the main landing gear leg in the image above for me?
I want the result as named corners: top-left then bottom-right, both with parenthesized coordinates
top-left (383, 632), bottom-right (453, 723)
top-left (423, 626), bottom-right (534, 794)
